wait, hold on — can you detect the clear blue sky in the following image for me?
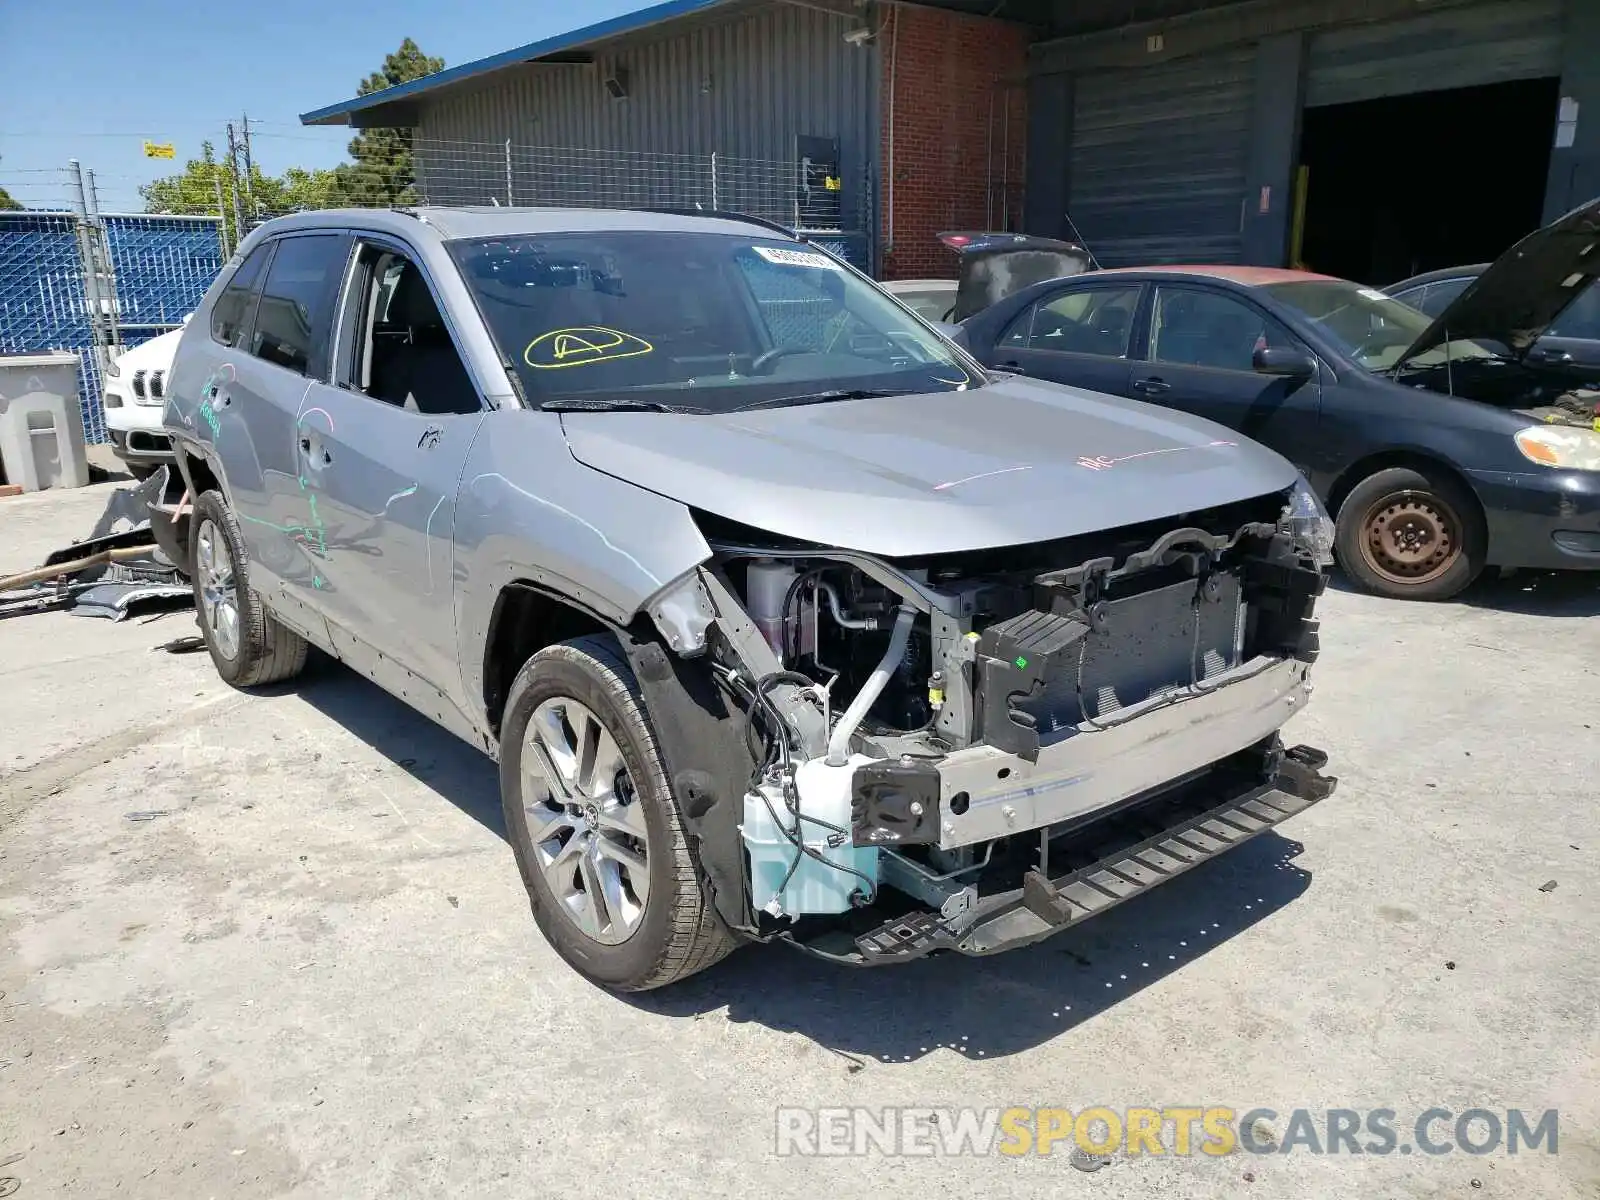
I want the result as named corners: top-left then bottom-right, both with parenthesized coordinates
top-left (0, 0), bottom-right (642, 212)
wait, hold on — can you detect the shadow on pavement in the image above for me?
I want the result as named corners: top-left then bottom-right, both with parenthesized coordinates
top-left (1327, 567), bottom-right (1599, 616)
top-left (292, 653), bottom-right (507, 839)
top-left (634, 832), bottom-right (1311, 1063)
top-left (1459, 569), bottom-right (1600, 618)
top-left (288, 652), bottom-right (1314, 1062)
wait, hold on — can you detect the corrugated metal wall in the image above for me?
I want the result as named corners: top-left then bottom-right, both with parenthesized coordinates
top-left (1305, 0), bottom-right (1563, 107)
top-left (415, 2), bottom-right (877, 237)
top-left (1067, 48), bottom-right (1254, 266)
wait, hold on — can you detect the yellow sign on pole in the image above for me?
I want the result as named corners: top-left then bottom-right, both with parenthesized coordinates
top-left (143, 141), bottom-right (176, 160)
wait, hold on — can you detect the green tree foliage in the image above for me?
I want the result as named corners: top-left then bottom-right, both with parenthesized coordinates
top-left (332, 38), bottom-right (444, 205)
top-left (0, 185), bottom-right (20, 211)
top-left (139, 39), bottom-right (442, 227)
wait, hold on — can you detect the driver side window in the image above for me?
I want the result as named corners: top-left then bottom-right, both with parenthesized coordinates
top-left (1148, 286), bottom-right (1292, 372)
top-left (342, 244), bottom-right (481, 416)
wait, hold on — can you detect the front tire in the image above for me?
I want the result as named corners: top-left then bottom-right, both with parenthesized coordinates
top-left (1334, 466), bottom-right (1486, 601)
top-left (499, 634), bottom-right (738, 992)
top-left (189, 489), bottom-right (309, 687)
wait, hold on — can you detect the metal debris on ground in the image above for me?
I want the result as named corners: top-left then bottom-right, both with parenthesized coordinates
top-left (0, 466), bottom-right (194, 622)
top-left (124, 810), bottom-right (169, 822)
top-left (153, 634), bottom-right (206, 655)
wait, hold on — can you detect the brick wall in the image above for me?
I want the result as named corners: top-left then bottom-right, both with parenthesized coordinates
top-left (878, 4), bottom-right (1029, 280)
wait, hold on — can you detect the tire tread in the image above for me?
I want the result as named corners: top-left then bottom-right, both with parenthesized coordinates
top-left (503, 633), bottom-right (737, 991)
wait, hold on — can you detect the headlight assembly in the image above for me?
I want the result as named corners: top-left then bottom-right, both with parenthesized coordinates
top-left (1514, 425), bottom-right (1600, 471)
top-left (1282, 476), bottom-right (1336, 568)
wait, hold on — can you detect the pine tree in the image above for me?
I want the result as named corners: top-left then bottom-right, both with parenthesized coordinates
top-left (334, 39), bottom-right (445, 206)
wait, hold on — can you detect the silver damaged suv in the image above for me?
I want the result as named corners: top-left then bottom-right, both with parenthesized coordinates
top-left (163, 207), bottom-right (1338, 991)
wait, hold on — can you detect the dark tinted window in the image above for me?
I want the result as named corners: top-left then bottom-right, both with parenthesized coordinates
top-left (250, 234), bottom-right (346, 378)
top-left (1414, 277), bottom-right (1472, 318)
top-left (1001, 286), bottom-right (1142, 357)
top-left (209, 242), bottom-right (272, 349)
top-left (1149, 286), bottom-right (1292, 371)
top-left (1549, 280), bottom-right (1600, 338)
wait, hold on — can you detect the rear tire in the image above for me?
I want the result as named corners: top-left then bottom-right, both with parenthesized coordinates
top-left (1334, 466), bottom-right (1485, 601)
top-left (499, 634), bottom-right (738, 992)
top-left (189, 489), bottom-right (309, 687)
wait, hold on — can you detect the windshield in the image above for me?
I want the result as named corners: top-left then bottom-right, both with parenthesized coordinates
top-left (448, 232), bottom-right (981, 412)
top-left (1261, 279), bottom-right (1501, 372)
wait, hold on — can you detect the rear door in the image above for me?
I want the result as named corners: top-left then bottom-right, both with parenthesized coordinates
top-left (1131, 282), bottom-right (1322, 456)
top-left (295, 233), bottom-right (485, 713)
top-left (202, 233), bottom-right (349, 612)
top-left (989, 282), bottom-right (1144, 398)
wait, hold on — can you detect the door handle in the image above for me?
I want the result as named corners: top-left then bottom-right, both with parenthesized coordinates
top-left (299, 436), bottom-right (333, 467)
top-left (998, 360), bottom-right (1031, 375)
top-left (1132, 377), bottom-right (1170, 396)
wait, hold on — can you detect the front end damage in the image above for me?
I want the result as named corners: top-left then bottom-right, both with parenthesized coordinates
top-left (625, 483), bottom-right (1337, 964)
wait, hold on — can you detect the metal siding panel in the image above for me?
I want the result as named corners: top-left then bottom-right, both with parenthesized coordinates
top-left (1306, 0), bottom-right (1563, 107)
top-left (413, 0), bottom-right (876, 235)
top-left (1068, 48), bottom-right (1254, 266)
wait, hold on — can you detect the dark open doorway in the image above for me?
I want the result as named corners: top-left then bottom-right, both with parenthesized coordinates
top-left (1296, 77), bottom-right (1560, 285)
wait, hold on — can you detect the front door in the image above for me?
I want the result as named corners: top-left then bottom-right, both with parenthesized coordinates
top-left (1131, 283), bottom-right (1323, 462)
top-left (298, 238), bottom-right (486, 718)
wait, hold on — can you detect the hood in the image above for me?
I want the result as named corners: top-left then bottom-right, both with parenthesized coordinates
top-left (1398, 196), bottom-right (1600, 367)
top-left (559, 376), bottom-right (1298, 558)
top-left (113, 328), bottom-right (184, 371)
top-left (938, 231), bottom-right (1096, 322)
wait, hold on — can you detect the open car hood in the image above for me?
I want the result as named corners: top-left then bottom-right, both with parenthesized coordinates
top-left (559, 375), bottom-right (1297, 558)
top-left (1398, 196), bottom-right (1600, 367)
top-left (939, 232), bottom-right (1096, 323)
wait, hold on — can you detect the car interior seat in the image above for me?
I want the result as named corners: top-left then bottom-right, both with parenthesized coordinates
top-left (371, 267), bottom-right (481, 415)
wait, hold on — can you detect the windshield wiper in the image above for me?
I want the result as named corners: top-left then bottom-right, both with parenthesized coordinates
top-left (539, 398), bottom-right (712, 414)
top-left (729, 388), bottom-right (910, 413)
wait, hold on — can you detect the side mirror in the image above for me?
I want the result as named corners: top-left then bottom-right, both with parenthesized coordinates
top-left (1254, 345), bottom-right (1316, 380)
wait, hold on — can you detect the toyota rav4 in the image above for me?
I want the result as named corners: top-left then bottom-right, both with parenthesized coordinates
top-left (163, 206), bottom-right (1337, 992)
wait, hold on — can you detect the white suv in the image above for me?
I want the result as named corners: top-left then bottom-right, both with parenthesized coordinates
top-left (104, 323), bottom-right (185, 479)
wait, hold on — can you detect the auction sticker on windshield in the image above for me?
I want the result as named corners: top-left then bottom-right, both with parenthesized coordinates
top-left (752, 246), bottom-right (841, 270)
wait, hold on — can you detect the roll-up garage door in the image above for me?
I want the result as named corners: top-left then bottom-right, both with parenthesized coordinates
top-left (1067, 48), bottom-right (1253, 267)
top-left (1305, 0), bottom-right (1562, 109)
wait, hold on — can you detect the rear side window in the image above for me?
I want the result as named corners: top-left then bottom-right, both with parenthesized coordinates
top-left (210, 243), bottom-right (272, 348)
top-left (250, 234), bottom-right (347, 378)
top-left (1001, 286), bottom-right (1142, 358)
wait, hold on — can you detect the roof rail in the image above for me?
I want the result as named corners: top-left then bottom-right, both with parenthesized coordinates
top-left (633, 207), bottom-right (801, 240)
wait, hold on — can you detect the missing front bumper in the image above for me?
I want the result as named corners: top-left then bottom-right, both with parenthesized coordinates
top-left (844, 743), bottom-right (1335, 964)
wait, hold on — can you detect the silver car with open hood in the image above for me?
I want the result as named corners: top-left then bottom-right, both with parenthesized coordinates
top-left (162, 206), bottom-right (1337, 991)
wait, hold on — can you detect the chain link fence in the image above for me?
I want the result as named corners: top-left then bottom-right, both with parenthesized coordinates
top-left (411, 137), bottom-right (873, 270)
top-left (0, 206), bottom-right (223, 443)
top-left (1, 137), bottom-right (876, 443)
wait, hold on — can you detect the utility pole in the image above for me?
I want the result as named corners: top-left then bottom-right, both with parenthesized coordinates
top-left (241, 112), bottom-right (255, 211)
top-left (225, 121), bottom-right (245, 243)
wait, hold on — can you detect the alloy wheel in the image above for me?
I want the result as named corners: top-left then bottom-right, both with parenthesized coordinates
top-left (520, 697), bottom-right (651, 945)
top-left (195, 518), bottom-right (240, 661)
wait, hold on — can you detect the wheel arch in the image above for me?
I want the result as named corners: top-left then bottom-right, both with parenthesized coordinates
top-left (1325, 448), bottom-right (1485, 526)
top-left (481, 580), bottom-right (655, 740)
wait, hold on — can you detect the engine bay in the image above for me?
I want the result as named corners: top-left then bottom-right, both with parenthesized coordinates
top-left (668, 483), bottom-right (1334, 954)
